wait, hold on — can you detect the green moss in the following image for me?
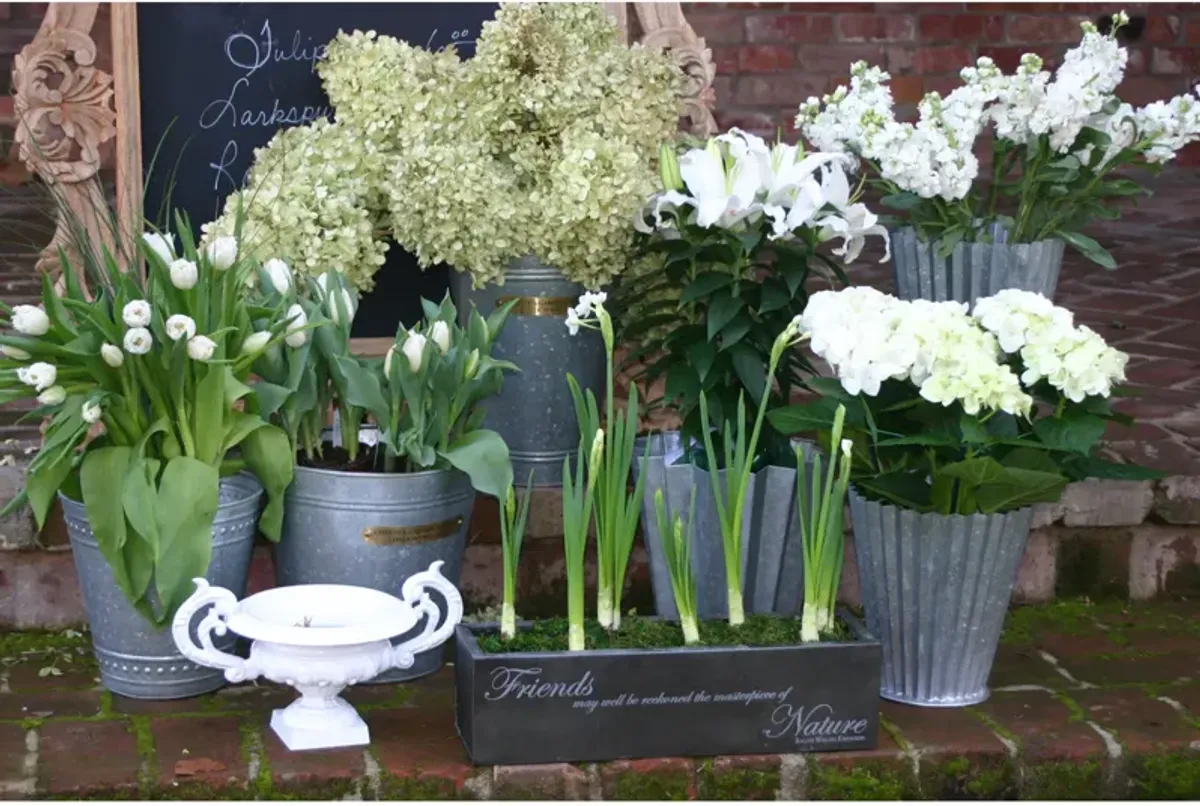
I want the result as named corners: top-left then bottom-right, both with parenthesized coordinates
top-left (378, 772), bottom-right (459, 800)
top-left (809, 761), bottom-right (915, 800)
top-left (606, 768), bottom-right (690, 800)
top-left (966, 708), bottom-right (1022, 748)
top-left (921, 755), bottom-right (1016, 799)
top-left (0, 628), bottom-right (91, 656)
top-left (238, 717), bottom-right (273, 797)
top-left (1050, 691), bottom-right (1088, 723)
top-left (696, 760), bottom-right (780, 800)
top-left (1023, 759), bottom-right (1104, 800)
top-left (1128, 752), bottom-right (1200, 799)
top-left (477, 614), bottom-right (853, 654)
top-left (128, 715), bottom-right (158, 793)
top-left (1001, 599), bottom-right (1108, 646)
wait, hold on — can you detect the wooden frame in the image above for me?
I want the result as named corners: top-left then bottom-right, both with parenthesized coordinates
top-left (13, 2), bottom-right (716, 355)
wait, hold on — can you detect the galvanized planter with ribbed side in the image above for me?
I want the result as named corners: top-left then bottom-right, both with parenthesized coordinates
top-left (848, 489), bottom-right (1033, 707)
top-left (891, 224), bottom-right (1065, 306)
top-left (450, 256), bottom-right (604, 488)
top-left (62, 473), bottom-right (262, 700)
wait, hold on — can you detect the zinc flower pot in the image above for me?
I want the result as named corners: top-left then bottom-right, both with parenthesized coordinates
top-left (891, 224), bottom-right (1065, 307)
top-left (848, 489), bottom-right (1033, 707)
top-left (450, 255), bottom-right (605, 488)
top-left (635, 432), bottom-right (816, 618)
top-left (62, 472), bottom-right (262, 700)
top-left (274, 465), bottom-right (474, 683)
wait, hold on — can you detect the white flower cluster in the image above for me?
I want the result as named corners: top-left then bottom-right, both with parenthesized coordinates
top-left (565, 290), bottom-right (608, 336)
top-left (973, 289), bottom-right (1128, 402)
top-left (800, 287), bottom-right (1031, 415)
top-left (642, 128), bottom-right (890, 263)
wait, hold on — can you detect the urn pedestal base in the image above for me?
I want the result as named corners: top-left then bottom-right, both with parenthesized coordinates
top-left (270, 695), bottom-right (369, 751)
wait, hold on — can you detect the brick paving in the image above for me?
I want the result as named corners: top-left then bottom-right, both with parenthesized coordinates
top-left (0, 599), bottom-right (1197, 799)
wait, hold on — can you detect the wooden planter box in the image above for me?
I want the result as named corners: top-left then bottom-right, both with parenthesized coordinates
top-left (453, 616), bottom-right (882, 765)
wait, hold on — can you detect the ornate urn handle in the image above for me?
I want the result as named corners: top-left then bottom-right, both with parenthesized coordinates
top-left (390, 561), bottom-right (464, 671)
top-left (172, 578), bottom-right (258, 683)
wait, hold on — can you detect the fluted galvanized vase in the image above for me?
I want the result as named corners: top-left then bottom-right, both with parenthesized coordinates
top-left (451, 255), bottom-right (604, 487)
top-left (635, 432), bottom-right (816, 618)
top-left (276, 466), bottom-right (474, 682)
top-left (63, 473), bottom-right (262, 700)
top-left (849, 489), bottom-right (1033, 707)
top-left (891, 224), bottom-right (1065, 306)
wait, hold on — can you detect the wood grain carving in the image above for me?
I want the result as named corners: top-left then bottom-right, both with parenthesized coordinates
top-left (12, 2), bottom-right (116, 285)
top-left (632, 3), bottom-right (717, 138)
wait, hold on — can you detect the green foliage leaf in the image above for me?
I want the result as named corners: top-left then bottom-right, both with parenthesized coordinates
top-left (679, 272), bottom-right (735, 305)
top-left (154, 457), bottom-right (220, 621)
top-left (1059, 230), bottom-right (1117, 270)
top-left (730, 344), bottom-right (766, 406)
top-left (238, 425), bottom-right (293, 541)
top-left (1032, 409), bottom-right (1108, 455)
top-left (706, 291), bottom-right (741, 342)
top-left (80, 447), bottom-right (134, 600)
top-left (439, 429), bottom-right (513, 499)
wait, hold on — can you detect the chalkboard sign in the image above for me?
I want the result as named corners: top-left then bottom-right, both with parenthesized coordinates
top-left (135, 3), bottom-right (499, 340)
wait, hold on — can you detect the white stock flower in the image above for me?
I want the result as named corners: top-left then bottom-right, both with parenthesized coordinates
top-left (11, 305), bottom-right (50, 336)
top-left (429, 320), bottom-right (451, 354)
top-left (241, 331), bottom-right (271, 355)
top-left (123, 327), bottom-right (153, 355)
top-left (17, 361), bottom-right (57, 391)
top-left (82, 400), bottom-right (102, 424)
top-left (402, 331), bottom-right (427, 372)
top-left (169, 258), bottom-right (199, 290)
top-left (0, 345), bottom-right (30, 361)
top-left (37, 385), bottom-right (65, 406)
top-left (165, 314), bottom-right (197, 342)
top-left (141, 232), bottom-right (175, 264)
top-left (205, 236), bottom-right (238, 271)
top-left (187, 335), bottom-right (217, 362)
top-left (122, 300), bottom-right (152, 328)
top-left (284, 304), bottom-right (308, 348)
top-left (265, 258), bottom-right (293, 295)
top-left (100, 343), bottom-right (124, 368)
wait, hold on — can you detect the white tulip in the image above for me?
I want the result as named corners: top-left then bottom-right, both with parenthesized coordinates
top-left (165, 314), bottom-right (197, 342)
top-left (11, 305), bottom-right (50, 336)
top-left (241, 331), bottom-right (271, 355)
top-left (429, 321), bottom-right (451, 354)
top-left (284, 304), bottom-right (307, 348)
top-left (402, 332), bottom-right (426, 372)
top-left (37, 385), bottom-right (66, 406)
top-left (169, 258), bottom-right (199, 290)
top-left (384, 345), bottom-right (395, 377)
top-left (187, 334), bottom-right (217, 362)
top-left (17, 362), bottom-right (56, 391)
top-left (317, 272), bottom-right (357, 326)
top-left (82, 400), bottom-right (102, 424)
top-left (100, 343), bottom-right (124, 368)
top-left (205, 236), bottom-right (238, 271)
top-left (123, 327), bottom-right (153, 355)
top-left (141, 231), bottom-right (175, 264)
top-left (1, 344), bottom-right (31, 361)
top-left (122, 300), bottom-right (152, 328)
top-left (264, 258), bottom-right (292, 294)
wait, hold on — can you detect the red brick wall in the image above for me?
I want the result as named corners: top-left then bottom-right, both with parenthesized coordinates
top-left (686, 2), bottom-right (1200, 161)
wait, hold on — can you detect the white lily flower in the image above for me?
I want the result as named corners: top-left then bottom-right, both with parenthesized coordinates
top-left (11, 305), bottom-right (50, 336)
top-left (763, 179), bottom-right (825, 239)
top-left (100, 343), bottom-right (124, 368)
top-left (123, 327), bottom-right (153, 355)
top-left (122, 300), bottom-right (152, 328)
top-left (165, 314), bottom-right (197, 342)
top-left (678, 144), bottom-right (762, 229)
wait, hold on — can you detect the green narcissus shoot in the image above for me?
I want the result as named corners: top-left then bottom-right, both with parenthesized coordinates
top-left (562, 429), bottom-right (602, 651)
top-left (499, 470), bottom-right (535, 640)
top-left (797, 404), bottom-right (852, 642)
top-left (653, 485), bottom-right (699, 645)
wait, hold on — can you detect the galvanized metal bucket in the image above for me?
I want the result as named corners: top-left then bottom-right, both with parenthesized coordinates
top-left (275, 465), bottom-right (475, 683)
top-left (849, 489), bottom-right (1033, 707)
top-left (891, 224), bottom-right (1065, 306)
top-left (635, 432), bottom-right (816, 618)
top-left (62, 473), bottom-right (262, 700)
top-left (450, 255), bottom-right (605, 488)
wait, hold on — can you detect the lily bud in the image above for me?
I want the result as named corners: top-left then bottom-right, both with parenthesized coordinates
top-left (658, 142), bottom-right (683, 191)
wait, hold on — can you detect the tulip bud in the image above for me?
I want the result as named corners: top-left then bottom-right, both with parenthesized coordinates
top-left (37, 385), bottom-right (66, 406)
top-left (187, 334), bottom-right (217, 362)
top-left (12, 305), bottom-right (50, 336)
top-left (100, 343), bottom-right (124, 368)
top-left (1, 344), bottom-right (31, 361)
top-left (402, 332), bottom-right (427, 372)
top-left (141, 232), bottom-right (175, 265)
top-left (123, 327), bottom-right (153, 356)
top-left (429, 321), bottom-right (451, 354)
top-left (384, 345), bottom-right (395, 377)
top-left (122, 300), bottom-right (152, 328)
top-left (658, 142), bottom-right (683, 191)
top-left (17, 361), bottom-right (57, 391)
top-left (264, 258), bottom-right (292, 295)
top-left (205, 236), bottom-right (238, 271)
top-left (465, 348), bottom-right (480, 380)
top-left (82, 400), bottom-right (102, 424)
top-left (241, 331), bottom-right (271, 355)
top-left (284, 304), bottom-right (308, 348)
top-left (169, 258), bottom-right (199, 290)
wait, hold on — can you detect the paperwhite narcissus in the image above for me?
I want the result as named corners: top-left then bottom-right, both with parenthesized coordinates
top-left (0, 344), bottom-right (31, 361)
top-left (17, 362), bottom-right (56, 391)
top-left (165, 314), bottom-right (197, 342)
top-left (205, 236), bottom-right (238, 271)
top-left (317, 272), bottom-right (357, 326)
top-left (82, 400), bottom-right (102, 424)
top-left (123, 327), bottom-right (153, 355)
top-left (402, 332), bottom-right (426, 372)
top-left (429, 321), bottom-right (451, 354)
top-left (284, 304), bottom-right (308, 347)
top-left (122, 300), bottom-right (152, 328)
top-left (11, 305), bottom-right (50, 336)
top-left (241, 331), bottom-right (271, 355)
top-left (265, 258), bottom-right (292, 295)
top-left (141, 231), bottom-right (174, 264)
top-left (100, 343), bottom-right (124, 367)
top-left (169, 258), bottom-right (199, 290)
top-left (37, 385), bottom-right (66, 406)
top-left (187, 335), bottom-right (217, 362)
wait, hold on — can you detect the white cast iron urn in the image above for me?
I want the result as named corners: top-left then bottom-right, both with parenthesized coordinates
top-left (172, 561), bottom-right (463, 751)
